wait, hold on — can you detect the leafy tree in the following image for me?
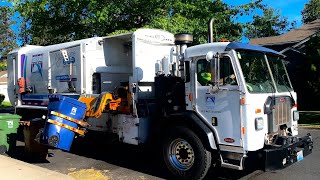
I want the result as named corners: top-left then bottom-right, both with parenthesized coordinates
top-left (304, 33), bottom-right (320, 100)
top-left (18, 16), bottom-right (31, 46)
top-left (12, 0), bottom-right (95, 45)
top-left (300, 0), bottom-right (320, 109)
top-left (0, 6), bottom-right (17, 61)
top-left (294, 33), bottom-right (320, 110)
top-left (245, 6), bottom-right (296, 39)
top-left (0, 61), bottom-right (7, 71)
top-left (302, 0), bottom-right (320, 24)
top-left (10, 0), bottom-right (268, 45)
top-left (145, 0), bottom-right (249, 44)
top-left (10, 0), bottom-right (174, 45)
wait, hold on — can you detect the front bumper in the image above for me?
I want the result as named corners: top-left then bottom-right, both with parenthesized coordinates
top-left (263, 133), bottom-right (313, 171)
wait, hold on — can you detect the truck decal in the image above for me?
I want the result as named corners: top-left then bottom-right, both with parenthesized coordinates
top-left (20, 54), bottom-right (25, 77)
top-left (31, 61), bottom-right (43, 76)
top-left (21, 54), bottom-right (26, 79)
top-left (20, 54), bottom-right (29, 87)
top-left (31, 54), bottom-right (43, 78)
top-left (55, 75), bottom-right (77, 82)
top-left (205, 96), bottom-right (215, 109)
top-left (21, 94), bottom-right (80, 106)
top-left (62, 51), bottom-right (76, 65)
top-left (21, 94), bottom-right (49, 106)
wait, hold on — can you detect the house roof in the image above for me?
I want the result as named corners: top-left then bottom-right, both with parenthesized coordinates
top-left (249, 19), bottom-right (320, 46)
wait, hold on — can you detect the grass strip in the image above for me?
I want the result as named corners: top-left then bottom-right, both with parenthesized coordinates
top-left (0, 101), bottom-right (12, 108)
top-left (298, 111), bottom-right (320, 125)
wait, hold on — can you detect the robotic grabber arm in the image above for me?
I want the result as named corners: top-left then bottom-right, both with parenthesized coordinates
top-left (78, 86), bottom-right (130, 119)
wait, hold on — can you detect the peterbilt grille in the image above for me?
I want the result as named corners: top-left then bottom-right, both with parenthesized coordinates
top-left (273, 97), bottom-right (291, 125)
top-left (267, 96), bottom-right (292, 133)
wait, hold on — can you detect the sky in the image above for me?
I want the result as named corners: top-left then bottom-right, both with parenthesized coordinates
top-left (0, 0), bottom-right (310, 43)
top-left (224, 0), bottom-right (309, 27)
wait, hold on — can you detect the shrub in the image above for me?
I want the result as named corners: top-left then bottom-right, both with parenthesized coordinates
top-left (0, 94), bottom-right (5, 105)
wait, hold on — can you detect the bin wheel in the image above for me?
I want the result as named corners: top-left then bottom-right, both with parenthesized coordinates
top-left (0, 145), bottom-right (7, 154)
top-left (48, 135), bottom-right (59, 147)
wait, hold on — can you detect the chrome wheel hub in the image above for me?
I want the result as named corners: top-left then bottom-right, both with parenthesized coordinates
top-left (168, 138), bottom-right (195, 171)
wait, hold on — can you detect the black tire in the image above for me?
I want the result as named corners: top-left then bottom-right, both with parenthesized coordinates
top-left (162, 126), bottom-right (212, 180)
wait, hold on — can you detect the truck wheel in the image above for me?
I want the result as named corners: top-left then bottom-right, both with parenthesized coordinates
top-left (163, 126), bottom-right (211, 180)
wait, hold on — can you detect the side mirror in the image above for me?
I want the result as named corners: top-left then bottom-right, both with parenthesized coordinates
top-left (210, 54), bottom-right (220, 89)
top-left (206, 51), bottom-right (214, 61)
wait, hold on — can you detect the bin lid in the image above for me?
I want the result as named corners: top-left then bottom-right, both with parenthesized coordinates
top-left (0, 113), bottom-right (22, 120)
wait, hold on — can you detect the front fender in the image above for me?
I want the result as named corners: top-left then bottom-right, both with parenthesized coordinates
top-left (165, 111), bottom-right (218, 150)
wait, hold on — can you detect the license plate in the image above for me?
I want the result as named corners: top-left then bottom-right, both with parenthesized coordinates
top-left (297, 150), bottom-right (304, 162)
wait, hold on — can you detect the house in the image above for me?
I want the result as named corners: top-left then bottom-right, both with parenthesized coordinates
top-left (249, 19), bottom-right (320, 110)
top-left (0, 70), bottom-right (9, 102)
top-left (250, 19), bottom-right (320, 51)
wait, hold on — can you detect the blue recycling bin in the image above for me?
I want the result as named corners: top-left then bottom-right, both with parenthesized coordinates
top-left (41, 95), bottom-right (87, 151)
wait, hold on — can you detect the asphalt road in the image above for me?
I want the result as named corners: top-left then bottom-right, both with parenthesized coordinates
top-left (11, 127), bottom-right (319, 180)
top-left (242, 128), bottom-right (320, 180)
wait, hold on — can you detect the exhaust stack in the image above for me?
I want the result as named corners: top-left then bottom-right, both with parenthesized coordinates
top-left (174, 33), bottom-right (193, 78)
top-left (208, 18), bottom-right (215, 43)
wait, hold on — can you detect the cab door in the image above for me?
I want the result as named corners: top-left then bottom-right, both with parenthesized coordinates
top-left (195, 55), bottom-right (242, 147)
top-left (7, 53), bottom-right (18, 105)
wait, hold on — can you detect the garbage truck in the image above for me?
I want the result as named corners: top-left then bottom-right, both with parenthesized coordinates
top-left (7, 19), bottom-right (313, 179)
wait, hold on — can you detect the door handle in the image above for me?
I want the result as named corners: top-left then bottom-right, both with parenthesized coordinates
top-left (219, 87), bottom-right (229, 91)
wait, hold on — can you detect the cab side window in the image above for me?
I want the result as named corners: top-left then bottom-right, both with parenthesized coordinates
top-left (197, 59), bottom-right (211, 86)
top-left (220, 57), bottom-right (237, 85)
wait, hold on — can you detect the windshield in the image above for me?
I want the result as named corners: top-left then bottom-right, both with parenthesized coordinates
top-left (236, 50), bottom-right (274, 93)
top-left (236, 50), bottom-right (293, 94)
top-left (266, 55), bottom-right (293, 92)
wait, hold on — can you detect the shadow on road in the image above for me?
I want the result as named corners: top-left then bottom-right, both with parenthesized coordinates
top-left (4, 128), bottom-right (265, 180)
top-left (67, 131), bottom-right (262, 180)
top-left (0, 124), bottom-right (269, 180)
top-left (8, 143), bottom-right (50, 164)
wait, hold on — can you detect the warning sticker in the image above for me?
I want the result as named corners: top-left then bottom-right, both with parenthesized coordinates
top-left (7, 121), bottom-right (13, 128)
top-left (71, 107), bottom-right (77, 115)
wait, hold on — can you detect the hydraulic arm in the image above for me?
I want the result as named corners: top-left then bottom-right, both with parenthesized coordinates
top-left (78, 87), bottom-right (130, 118)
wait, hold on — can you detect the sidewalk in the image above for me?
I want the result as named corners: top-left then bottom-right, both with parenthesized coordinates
top-left (0, 155), bottom-right (75, 180)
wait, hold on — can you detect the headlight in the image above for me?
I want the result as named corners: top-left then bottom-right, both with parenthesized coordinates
top-left (255, 117), bottom-right (264, 130)
top-left (293, 111), bottom-right (299, 121)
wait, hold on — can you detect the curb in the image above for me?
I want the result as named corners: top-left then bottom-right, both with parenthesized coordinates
top-left (0, 155), bottom-right (75, 180)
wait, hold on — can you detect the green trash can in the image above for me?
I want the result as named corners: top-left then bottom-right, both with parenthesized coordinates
top-left (0, 114), bottom-right (21, 154)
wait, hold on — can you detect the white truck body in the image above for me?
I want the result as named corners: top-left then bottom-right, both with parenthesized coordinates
top-left (7, 27), bottom-right (312, 179)
top-left (7, 29), bottom-right (174, 132)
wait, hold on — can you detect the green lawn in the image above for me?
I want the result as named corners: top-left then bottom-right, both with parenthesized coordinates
top-left (298, 111), bottom-right (320, 128)
top-left (0, 101), bottom-right (12, 108)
